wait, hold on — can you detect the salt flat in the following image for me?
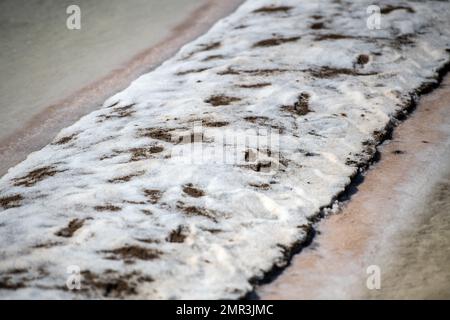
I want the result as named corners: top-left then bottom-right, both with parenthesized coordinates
top-left (0, 0), bottom-right (449, 299)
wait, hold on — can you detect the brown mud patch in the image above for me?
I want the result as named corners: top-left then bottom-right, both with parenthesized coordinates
top-left (282, 93), bottom-right (311, 116)
top-left (0, 194), bottom-right (23, 209)
top-left (81, 270), bottom-right (153, 298)
top-left (202, 55), bottom-right (225, 61)
top-left (167, 226), bottom-right (188, 243)
top-left (253, 36), bottom-right (300, 48)
top-left (202, 120), bottom-right (229, 127)
top-left (176, 67), bottom-right (210, 76)
top-left (97, 104), bottom-right (135, 121)
top-left (130, 146), bottom-right (164, 161)
top-left (108, 171), bottom-right (145, 183)
top-left (94, 204), bottom-right (122, 212)
top-left (32, 241), bottom-right (62, 249)
top-left (177, 202), bottom-right (217, 221)
top-left (102, 245), bottom-right (161, 262)
top-left (183, 184), bottom-right (205, 198)
top-left (218, 67), bottom-right (288, 76)
top-left (143, 189), bottom-right (163, 204)
top-left (253, 6), bottom-right (293, 14)
top-left (310, 22), bottom-right (325, 30)
top-left (381, 5), bottom-right (415, 14)
top-left (205, 95), bottom-right (241, 106)
top-left (139, 128), bottom-right (175, 143)
top-left (309, 66), bottom-right (377, 78)
top-left (314, 33), bottom-right (358, 41)
top-left (13, 166), bottom-right (66, 187)
top-left (356, 54), bottom-right (370, 66)
top-left (55, 218), bottom-right (86, 238)
top-left (239, 83), bottom-right (271, 89)
top-left (249, 183), bottom-right (271, 190)
top-left (52, 133), bottom-right (77, 145)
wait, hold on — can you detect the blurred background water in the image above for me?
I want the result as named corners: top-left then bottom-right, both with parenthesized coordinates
top-left (0, 0), bottom-right (204, 140)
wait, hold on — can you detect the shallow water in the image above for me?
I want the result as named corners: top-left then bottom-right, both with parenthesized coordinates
top-left (0, 0), bottom-right (242, 177)
top-left (0, 0), bottom-right (204, 139)
top-left (365, 173), bottom-right (450, 299)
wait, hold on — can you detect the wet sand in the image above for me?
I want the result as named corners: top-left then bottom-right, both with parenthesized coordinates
top-left (259, 75), bottom-right (450, 300)
top-left (0, 0), bottom-right (243, 177)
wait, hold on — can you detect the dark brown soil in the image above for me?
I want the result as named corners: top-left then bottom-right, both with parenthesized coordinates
top-left (253, 6), bottom-right (293, 13)
top-left (244, 116), bottom-right (270, 123)
top-left (176, 68), bottom-right (209, 76)
top-left (239, 82), bottom-right (271, 89)
top-left (183, 184), bottom-right (205, 198)
top-left (311, 22), bottom-right (325, 30)
top-left (393, 35), bottom-right (415, 48)
top-left (249, 183), bottom-right (271, 190)
top-left (139, 128), bottom-right (174, 143)
top-left (177, 202), bottom-right (216, 221)
top-left (380, 5), bottom-right (415, 14)
top-left (52, 133), bottom-right (77, 145)
top-left (243, 68), bottom-right (289, 76)
top-left (202, 120), bottom-right (229, 127)
top-left (253, 36), bottom-right (300, 48)
top-left (167, 226), bottom-right (188, 243)
top-left (186, 42), bottom-right (222, 59)
top-left (217, 67), bottom-right (241, 75)
top-left (108, 171), bottom-right (145, 183)
top-left (94, 205), bottom-right (122, 212)
top-left (219, 67), bottom-right (289, 76)
top-left (282, 92), bottom-right (311, 116)
top-left (105, 101), bottom-right (120, 108)
top-left (13, 166), bottom-right (66, 187)
top-left (81, 270), bottom-right (153, 298)
top-left (98, 104), bottom-right (135, 121)
top-left (55, 218), bottom-right (85, 238)
top-left (0, 277), bottom-right (25, 290)
top-left (99, 150), bottom-right (122, 161)
top-left (199, 41), bottom-right (221, 51)
top-left (130, 146), bottom-right (164, 161)
top-left (314, 33), bottom-right (356, 41)
top-left (244, 116), bottom-right (284, 132)
top-left (309, 66), bottom-right (377, 78)
top-left (102, 245), bottom-right (161, 261)
top-left (0, 194), bottom-right (23, 209)
top-left (205, 95), bottom-right (241, 106)
top-left (0, 268), bottom-right (49, 290)
top-left (143, 189), bottom-right (162, 204)
top-left (137, 238), bottom-right (160, 244)
top-left (202, 55), bottom-right (225, 62)
top-left (32, 241), bottom-right (62, 249)
top-left (356, 54), bottom-right (370, 65)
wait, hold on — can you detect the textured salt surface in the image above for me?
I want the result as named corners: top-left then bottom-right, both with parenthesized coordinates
top-left (0, 0), bottom-right (449, 299)
top-left (258, 75), bottom-right (450, 299)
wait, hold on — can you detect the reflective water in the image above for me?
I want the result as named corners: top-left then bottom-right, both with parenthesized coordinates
top-left (0, 0), bottom-right (204, 139)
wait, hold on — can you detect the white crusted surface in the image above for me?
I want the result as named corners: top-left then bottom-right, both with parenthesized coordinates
top-left (0, 0), bottom-right (449, 299)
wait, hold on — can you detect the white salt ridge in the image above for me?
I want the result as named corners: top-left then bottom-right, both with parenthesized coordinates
top-left (0, 0), bottom-right (449, 299)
